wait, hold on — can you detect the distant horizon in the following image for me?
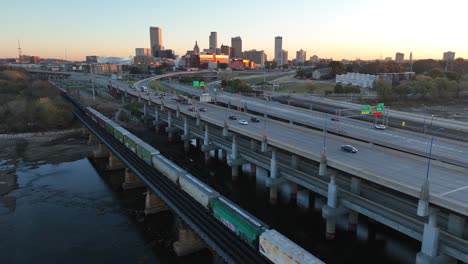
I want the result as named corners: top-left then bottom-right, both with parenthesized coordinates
top-left (1, 0), bottom-right (466, 61)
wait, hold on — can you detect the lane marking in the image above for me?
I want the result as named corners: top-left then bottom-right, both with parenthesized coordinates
top-left (441, 185), bottom-right (468, 196)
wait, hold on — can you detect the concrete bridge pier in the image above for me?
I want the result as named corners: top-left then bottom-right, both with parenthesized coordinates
top-left (290, 155), bottom-right (299, 200)
top-left (166, 111), bottom-right (174, 143)
top-left (173, 223), bottom-right (205, 256)
top-left (154, 106), bottom-right (161, 133)
top-left (143, 103), bottom-right (147, 118)
top-left (107, 152), bottom-right (125, 171)
top-left (88, 133), bottom-right (99, 145)
top-left (323, 175), bottom-right (339, 240)
top-left (269, 149), bottom-right (278, 204)
top-left (182, 117), bottom-right (190, 153)
top-left (176, 105), bottom-right (180, 118)
top-left (222, 120), bottom-right (229, 137)
top-left (416, 208), bottom-right (443, 264)
top-left (144, 189), bottom-right (169, 215)
top-left (138, 93), bottom-right (141, 103)
top-left (348, 178), bottom-right (361, 232)
top-left (93, 143), bottom-right (109, 158)
top-left (227, 135), bottom-right (242, 181)
top-left (122, 168), bottom-right (145, 190)
top-left (319, 147), bottom-right (327, 177)
top-left (201, 124), bottom-right (215, 165)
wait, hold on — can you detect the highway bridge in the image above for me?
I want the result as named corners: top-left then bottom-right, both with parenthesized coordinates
top-left (61, 71), bottom-right (468, 263)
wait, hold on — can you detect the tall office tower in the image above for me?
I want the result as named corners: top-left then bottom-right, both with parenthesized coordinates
top-left (135, 48), bottom-right (151, 56)
top-left (149, 26), bottom-right (162, 57)
top-left (395, 52), bottom-right (404, 64)
top-left (209, 32), bottom-right (218, 50)
top-left (221, 44), bottom-right (231, 57)
top-left (193, 41), bottom-right (200, 55)
top-left (231, 36), bottom-right (242, 58)
top-left (274, 36), bottom-right (283, 65)
top-left (282, 50), bottom-right (288, 65)
top-left (296, 49), bottom-right (306, 64)
top-left (443, 51), bottom-right (455, 61)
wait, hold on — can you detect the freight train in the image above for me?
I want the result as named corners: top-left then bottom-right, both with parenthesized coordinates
top-left (85, 106), bottom-right (324, 264)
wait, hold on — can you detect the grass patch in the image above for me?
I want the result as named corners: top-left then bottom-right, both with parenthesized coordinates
top-left (148, 80), bottom-right (170, 93)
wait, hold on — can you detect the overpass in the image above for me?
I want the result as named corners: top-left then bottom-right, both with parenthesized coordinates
top-left (101, 78), bottom-right (468, 264)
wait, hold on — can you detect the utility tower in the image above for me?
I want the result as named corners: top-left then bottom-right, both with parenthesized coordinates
top-left (18, 40), bottom-right (22, 64)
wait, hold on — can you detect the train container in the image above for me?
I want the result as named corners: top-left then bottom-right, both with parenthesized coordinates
top-left (179, 173), bottom-right (219, 209)
top-left (210, 196), bottom-right (267, 248)
top-left (152, 155), bottom-right (186, 184)
top-left (105, 119), bottom-right (120, 136)
top-left (136, 141), bottom-right (160, 165)
top-left (113, 126), bottom-right (130, 143)
top-left (259, 229), bottom-right (325, 264)
top-left (123, 133), bottom-right (143, 154)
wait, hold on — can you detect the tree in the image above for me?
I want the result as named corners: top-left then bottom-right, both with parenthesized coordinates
top-left (129, 67), bottom-right (143, 74)
top-left (296, 68), bottom-right (305, 78)
top-left (328, 61), bottom-right (345, 77)
top-left (374, 79), bottom-right (394, 102)
top-left (429, 68), bottom-right (444, 79)
top-left (219, 63), bottom-right (228, 70)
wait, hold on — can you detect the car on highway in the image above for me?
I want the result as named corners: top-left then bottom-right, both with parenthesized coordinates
top-left (250, 117), bottom-right (260, 122)
top-left (140, 86), bottom-right (148, 92)
top-left (229, 115), bottom-right (237, 120)
top-left (374, 124), bottom-right (386, 130)
top-left (238, 120), bottom-right (248, 125)
top-left (199, 107), bottom-right (206, 112)
top-left (341, 145), bottom-right (358, 153)
top-left (331, 117), bottom-right (340, 121)
top-left (188, 107), bottom-right (195, 112)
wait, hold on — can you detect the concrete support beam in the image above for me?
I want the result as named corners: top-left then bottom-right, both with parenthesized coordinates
top-left (417, 179), bottom-right (430, 217)
top-left (138, 93), bottom-right (141, 103)
top-left (202, 124), bottom-right (212, 164)
top-left (122, 168), bottom-right (145, 190)
top-left (107, 152), bottom-right (125, 171)
top-left (173, 223), bottom-right (205, 256)
top-left (319, 147), bottom-right (327, 177)
top-left (416, 209), bottom-right (441, 264)
top-left (166, 111), bottom-right (173, 142)
top-left (176, 105), bottom-right (180, 118)
top-left (222, 120), bottom-right (229, 137)
top-left (143, 103), bottom-right (147, 117)
top-left (297, 190), bottom-right (310, 209)
top-left (261, 135), bottom-right (268, 153)
top-left (228, 135), bottom-right (240, 181)
top-left (154, 106), bottom-right (159, 122)
top-left (196, 113), bottom-right (201, 127)
top-left (323, 175), bottom-right (338, 240)
top-left (93, 143), bottom-right (109, 158)
top-left (269, 149), bottom-right (278, 204)
top-left (87, 133), bottom-right (99, 145)
top-left (348, 178), bottom-right (361, 232)
top-left (290, 155), bottom-right (299, 200)
top-left (182, 117), bottom-right (190, 153)
top-left (144, 189), bottom-right (169, 215)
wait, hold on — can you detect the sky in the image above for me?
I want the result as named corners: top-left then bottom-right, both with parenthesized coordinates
top-left (1, 0), bottom-right (467, 61)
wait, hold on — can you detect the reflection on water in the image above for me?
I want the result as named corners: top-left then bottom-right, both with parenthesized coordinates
top-left (0, 158), bottom-right (158, 264)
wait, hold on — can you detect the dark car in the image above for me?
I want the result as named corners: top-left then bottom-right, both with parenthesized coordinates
top-left (331, 117), bottom-right (339, 121)
top-left (199, 107), bottom-right (206, 112)
top-left (229, 115), bottom-right (237, 120)
top-left (341, 145), bottom-right (358, 153)
top-left (250, 117), bottom-right (260, 122)
top-left (188, 107), bottom-right (195, 112)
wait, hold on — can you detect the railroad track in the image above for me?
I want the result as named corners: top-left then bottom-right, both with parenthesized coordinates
top-left (70, 100), bottom-right (270, 264)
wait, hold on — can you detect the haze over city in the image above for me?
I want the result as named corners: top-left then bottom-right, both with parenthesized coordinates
top-left (2, 0), bottom-right (467, 61)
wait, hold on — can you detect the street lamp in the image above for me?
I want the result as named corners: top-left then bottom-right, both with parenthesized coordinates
top-left (417, 127), bottom-right (445, 217)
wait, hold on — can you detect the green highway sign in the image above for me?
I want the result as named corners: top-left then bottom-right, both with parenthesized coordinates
top-left (200, 81), bottom-right (205, 88)
top-left (361, 105), bottom-right (371, 115)
top-left (193, 81), bottom-right (200, 87)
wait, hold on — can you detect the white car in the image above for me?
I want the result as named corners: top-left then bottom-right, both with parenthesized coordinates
top-left (374, 124), bottom-right (386, 130)
top-left (238, 120), bottom-right (248, 125)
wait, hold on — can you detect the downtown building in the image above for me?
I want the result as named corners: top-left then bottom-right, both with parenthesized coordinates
top-left (231, 37), bottom-right (242, 58)
top-left (149, 26), bottom-right (162, 57)
top-left (274, 36), bottom-right (283, 65)
top-left (243, 49), bottom-right (266, 68)
top-left (395, 52), bottom-right (404, 63)
top-left (296, 49), bottom-right (306, 64)
top-left (135, 48), bottom-right (151, 56)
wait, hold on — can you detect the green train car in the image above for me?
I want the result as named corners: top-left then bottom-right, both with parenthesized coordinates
top-left (113, 126), bottom-right (130, 143)
top-left (123, 133), bottom-right (142, 153)
top-left (210, 196), bottom-right (268, 248)
top-left (136, 141), bottom-right (160, 165)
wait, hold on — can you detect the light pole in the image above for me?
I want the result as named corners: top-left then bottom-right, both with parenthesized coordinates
top-left (417, 127), bottom-right (445, 217)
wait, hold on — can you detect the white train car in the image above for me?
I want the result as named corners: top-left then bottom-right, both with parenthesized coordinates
top-left (152, 154), bottom-right (187, 184)
top-left (179, 173), bottom-right (219, 209)
top-left (259, 229), bottom-right (325, 264)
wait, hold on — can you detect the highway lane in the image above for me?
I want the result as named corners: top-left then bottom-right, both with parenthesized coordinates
top-left (160, 82), bottom-right (468, 169)
top-left (123, 86), bottom-right (468, 215)
top-left (66, 72), bottom-right (468, 168)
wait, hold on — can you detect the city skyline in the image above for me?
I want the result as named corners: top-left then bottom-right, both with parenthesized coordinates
top-left (1, 0), bottom-right (467, 61)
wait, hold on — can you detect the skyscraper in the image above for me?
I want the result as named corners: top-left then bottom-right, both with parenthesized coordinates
top-left (209, 32), bottom-right (218, 50)
top-left (296, 49), bottom-right (306, 64)
top-left (275, 36), bottom-right (283, 65)
top-left (395, 52), bottom-right (404, 64)
top-left (243, 50), bottom-right (266, 67)
top-left (193, 41), bottom-right (200, 55)
top-left (231, 37), bottom-right (242, 58)
top-left (135, 48), bottom-right (151, 56)
top-left (221, 44), bottom-right (231, 57)
top-left (149, 27), bottom-right (162, 57)
top-left (282, 50), bottom-right (288, 65)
